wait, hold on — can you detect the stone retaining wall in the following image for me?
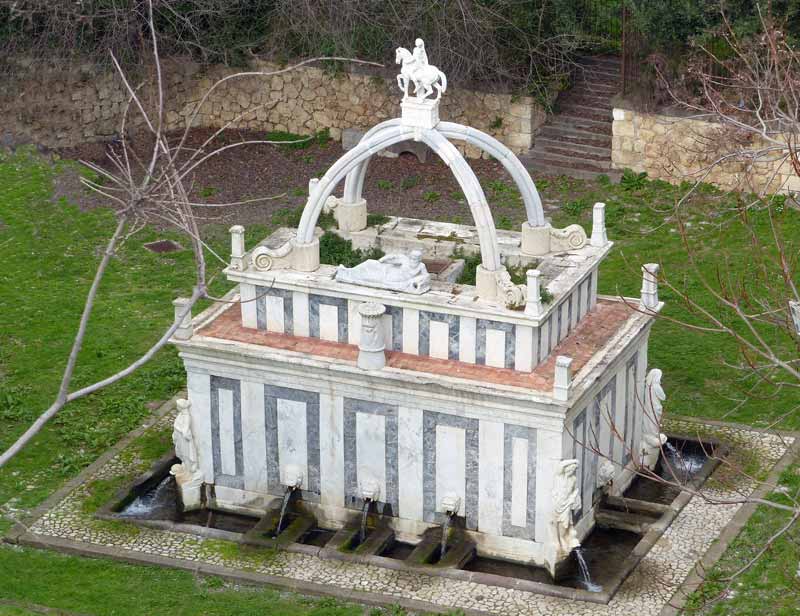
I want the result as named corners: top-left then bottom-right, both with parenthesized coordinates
top-left (611, 108), bottom-right (798, 193)
top-left (0, 58), bottom-right (544, 158)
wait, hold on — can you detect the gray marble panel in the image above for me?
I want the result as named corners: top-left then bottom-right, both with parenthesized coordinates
top-left (418, 311), bottom-right (460, 360)
top-left (556, 300), bottom-right (563, 344)
top-left (384, 305), bottom-right (403, 352)
top-left (502, 424), bottom-right (537, 540)
top-left (584, 397), bottom-right (601, 515)
top-left (255, 286), bottom-right (294, 333)
top-left (264, 385), bottom-right (321, 502)
top-left (343, 398), bottom-right (399, 516)
top-left (475, 319), bottom-right (516, 369)
top-left (603, 381), bottom-right (618, 461)
top-left (210, 376), bottom-right (244, 489)
top-left (536, 321), bottom-right (544, 363)
top-left (422, 410), bottom-right (480, 530)
top-left (623, 353), bottom-right (639, 466)
top-left (308, 294), bottom-right (348, 342)
top-left (567, 293), bottom-right (573, 334)
top-left (571, 408), bottom-right (586, 520)
top-left (585, 272), bottom-right (593, 314)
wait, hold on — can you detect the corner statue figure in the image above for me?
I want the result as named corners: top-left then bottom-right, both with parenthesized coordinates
top-left (395, 38), bottom-right (447, 101)
top-left (551, 459), bottom-right (582, 560)
top-left (335, 249), bottom-right (431, 294)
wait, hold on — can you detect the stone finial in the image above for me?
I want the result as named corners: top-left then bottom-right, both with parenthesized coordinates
top-left (525, 269), bottom-right (544, 317)
top-left (229, 225), bottom-right (246, 271)
top-left (357, 302), bottom-right (387, 370)
top-left (640, 263), bottom-right (660, 310)
top-left (590, 202), bottom-right (608, 247)
top-left (553, 355), bottom-right (573, 401)
top-left (790, 300), bottom-right (800, 335)
top-left (172, 297), bottom-right (193, 340)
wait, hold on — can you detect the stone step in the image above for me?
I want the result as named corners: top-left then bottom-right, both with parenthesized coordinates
top-left (534, 137), bottom-right (611, 158)
top-left (526, 151), bottom-right (612, 171)
top-left (549, 117), bottom-right (612, 135)
top-left (536, 126), bottom-right (612, 149)
top-left (604, 494), bottom-right (671, 517)
top-left (532, 141), bottom-right (611, 163)
top-left (557, 94), bottom-right (614, 110)
top-left (555, 103), bottom-right (613, 123)
top-left (595, 508), bottom-right (658, 534)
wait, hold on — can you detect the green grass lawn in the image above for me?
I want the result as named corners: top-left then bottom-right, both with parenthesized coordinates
top-left (0, 148), bottom-right (797, 614)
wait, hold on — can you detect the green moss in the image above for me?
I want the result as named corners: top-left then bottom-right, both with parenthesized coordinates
top-left (366, 213), bottom-right (391, 227)
top-left (319, 231), bottom-right (383, 268)
top-left (81, 476), bottom-right (131, 514)
top-left (89, 518), bottom-right (141, 537)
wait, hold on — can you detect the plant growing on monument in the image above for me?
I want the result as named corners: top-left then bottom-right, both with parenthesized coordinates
top-left (0, 0), bottom-right (377, 469)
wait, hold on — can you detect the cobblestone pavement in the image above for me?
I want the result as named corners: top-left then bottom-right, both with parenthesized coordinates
top-left (26, 413), bottom-right (793, 616)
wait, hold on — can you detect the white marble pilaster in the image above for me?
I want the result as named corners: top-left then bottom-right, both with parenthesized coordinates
top-left (459, 316), bottom-right (477, 364)
top-left (514, 325), bottom-right (533, 372)
top-left (510, 437), bottom-right (529, 528)
top-left (429, 320), bottom-right (450, 360)
top-left (436, 425), bottom-right (466, 515)
top-left (241, 380), bottom-right (268, 493)
top-left (398, 406), bottom-right (424, 520)
top-left (293, 291), bottom-right (310, 337)
top-left (535, 428), bottom-right (561, 546)
top-left (320, 394), bottom-right (344, 508)
top-left (485, 328), bottom-right (506, 368)
top-left (277, 398), bottom-right (308, 486)
top-left (478, 420), bottom-right (504, 535)
top-left (187, 371), bottom-right (213, 481)
top-left (402, 308), bottom-right (420, 355)
top-left (240, 283), bottom-right (258, 329)
top-left (265, 295), bottom-right (285, 333)
top-left (319, 303), bottom-right (339, 342)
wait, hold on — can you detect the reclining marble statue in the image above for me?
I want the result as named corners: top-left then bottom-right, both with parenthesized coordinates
top-left (335, 249), bottom-right (431, 294)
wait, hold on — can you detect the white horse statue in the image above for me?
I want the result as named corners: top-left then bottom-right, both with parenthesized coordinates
top-left (395, 47), bottom-right (447, 101)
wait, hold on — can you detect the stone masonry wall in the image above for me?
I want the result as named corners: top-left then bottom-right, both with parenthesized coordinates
top-left (0, 58), bottom-right (544, 158)
top-left (611, 108), bottom-right (798, 193)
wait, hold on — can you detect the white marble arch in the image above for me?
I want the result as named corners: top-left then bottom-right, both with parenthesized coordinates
top-left (340, 120), bottom-right (546, 227)
top-left (296, 124), bottom-right (504, 271)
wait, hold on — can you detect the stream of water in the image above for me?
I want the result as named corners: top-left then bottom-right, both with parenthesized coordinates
top-left (359, 499), bottom-right (372, 545)
top-left (275, 486), bottom-right (294, 537)
top-left (574, 548), bottom-right (602, 593)
top-left (664, 442), bottom-right (705, 477)
top-left (118, 476), bottom-right (176, 519)
top-left (440, 513), bottom-right (452, 560)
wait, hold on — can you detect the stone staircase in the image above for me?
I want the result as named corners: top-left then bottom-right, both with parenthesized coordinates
top-left (522, 56), bottom-right (621, 181)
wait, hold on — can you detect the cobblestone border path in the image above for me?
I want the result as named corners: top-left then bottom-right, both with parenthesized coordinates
top-left (6, 399), bottom-right (797, 616)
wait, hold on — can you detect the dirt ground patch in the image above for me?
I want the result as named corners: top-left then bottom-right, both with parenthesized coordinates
top-left (56, 128), bottom-right (565, 230)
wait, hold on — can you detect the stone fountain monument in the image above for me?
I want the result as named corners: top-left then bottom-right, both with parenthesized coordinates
top-left (169, 39), bottom-right (666, 578)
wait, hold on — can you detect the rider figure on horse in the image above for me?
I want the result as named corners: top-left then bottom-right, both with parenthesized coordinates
top-left (410, 38), bottom-right (429, 82)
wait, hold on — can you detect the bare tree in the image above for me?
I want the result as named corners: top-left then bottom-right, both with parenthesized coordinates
top-left (0, 0), bottom-right (378, 469)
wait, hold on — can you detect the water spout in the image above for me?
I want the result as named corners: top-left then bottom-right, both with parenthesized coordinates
top-left (440, 511), bottom-right (454, 559)
top-left (358, 498), bottom-right (373, 545)
top-left (275, 485), bottom-right (296, 537)
top-left (574, 547), bottom-right (602, 593)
